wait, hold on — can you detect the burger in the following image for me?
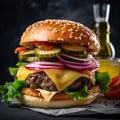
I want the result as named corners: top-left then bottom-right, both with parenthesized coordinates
top-left (1, 19), bottom-right (110, 108)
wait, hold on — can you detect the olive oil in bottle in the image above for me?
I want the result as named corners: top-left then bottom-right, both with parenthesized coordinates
top-left (93, 20), bottom-right (115, 58)
top-left (93, 4), bottom-right (115, 58)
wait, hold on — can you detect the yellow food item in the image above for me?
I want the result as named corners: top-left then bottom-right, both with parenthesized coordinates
top-left (16, 66), bottom-right (35, 80)
top-left (37, 89), bottom-right (58, 101)
top-left (44, 69), bottom-right (93, 92)
top-left (98, 59), bottom-right (120, 79)
top-left (16, 66), bottom-right (95, 92)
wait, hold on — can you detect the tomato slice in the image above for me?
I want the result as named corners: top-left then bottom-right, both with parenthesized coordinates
top-left (14, 47), bottom-right (28, 54)
top-left (104, 76), bottom-right (120, 99)
top-left (109, 76), bottom-right (120, 89)
top-left (104, 87), bottom-right (120, 99)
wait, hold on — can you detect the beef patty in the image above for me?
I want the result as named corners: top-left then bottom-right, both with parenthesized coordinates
top-left (25, 71), bottom-right (93, 91)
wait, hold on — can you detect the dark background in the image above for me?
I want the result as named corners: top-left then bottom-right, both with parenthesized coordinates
top-left (0, 0), bottom-right (120, 84)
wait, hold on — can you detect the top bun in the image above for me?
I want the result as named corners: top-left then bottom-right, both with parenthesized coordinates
top-left (20, 19), bottom-right (100, 52)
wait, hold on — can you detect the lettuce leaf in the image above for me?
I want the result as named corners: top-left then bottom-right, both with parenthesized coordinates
top-left (65, 86), bottom-right (89, 100)
top-left (0, 62), bottom-right (28, 103)
top-left (65, 72), bottom-right (111, 100)
top-left (0, 80), bottom-right (27, 103)
top-left (9, 67), bottom-right (18, 76)
top-left (96, 72), bottom-right (111, 93)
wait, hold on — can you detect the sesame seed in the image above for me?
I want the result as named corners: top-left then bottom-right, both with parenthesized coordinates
top-left (48, 27), bottom-right (52, 31)
top-left (61, 27), bottom-right (64, 30)
top-left (53, 30), bottom-right (58, 34)
top-left (54, 28), bottom-right (57, 30)
top-left (80, 23), bottom-right (83, 26)
top-left (75, 29), bottom-right (79, 32)
top-left (57, 38), bottom-right (64, 41)
top-left (69, 36), bottom-right (73, 38)
top-left (44, 20), bottom-right (50, 24)
top-left (49, 20), bottom-right (54, 24)
top-left (60, 24), bottom-right (63, 27)
top-left (31, 30), bottom-right (34, 34)
top-left (55, 21), bottom-right (59, 24)
top-left (80, 33), bottom-right (83, 36)
top-left (63, 24), bottom-right (66, 27)
top-left (27, 37), bottom-right (31, 40)
top-left (35, 22), bottom-right (39, 27)
top-left (74, 37), bottom-right (78, 40)
top-left (32, 26), bottom-right (36, 30)
top-left (79, 36), bottom-right (82, 40)
top-left (88, 42), bottom-right (90, 45)
top-left (73, 25), bottom-right (76, 28)
top-left (38, 93), bottom-right (41, 96)
top-left (66, 23), bottom-right (71, 26)
top-left (26, 26), bottom-right (30, 31)
top-left (76, 27), bottom-right (80, 30)
top-left (52, 28), bottom-right (58, 33)
top-left (32, 23), bottom-right (37, 29)
top-left (69, 33), bottom-right (73, 36)
top-left (57, 38), bottom-right (61, 40)
top-left (39, 21), bottom-right (44, 25)
top-left (68, 28), bottom-right (73, 32)
top-left (70, 31), bottom-right (74, 34)
top-left (83, 34), bottom-right (87, 37)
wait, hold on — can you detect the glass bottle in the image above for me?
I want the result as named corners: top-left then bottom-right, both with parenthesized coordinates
top-left (93, 4), bottom-right (115, 58)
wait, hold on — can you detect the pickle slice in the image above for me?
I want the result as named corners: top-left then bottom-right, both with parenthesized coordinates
top-left (18, 50), bottom-right (35, 61)
top-left (61, 44), bottom-right (87, 54)
top-left (26, 57), bottom-right (54, 61)
top-left (34, 48), bottom-right (61, 58)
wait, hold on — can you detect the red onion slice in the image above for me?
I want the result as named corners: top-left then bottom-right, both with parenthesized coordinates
top-left (57, 54), bottom-right (99, 71)
top-left (57, 55), bottom-right (93, 66)
top-left (25, 63), bottom-right (65, 70)
top-left (25, 62), bottom-right (65, 70)
top-left (60, 53), bottom-right (92, 62)
top-left (31, 62), bottom-right (64, 66)
top-left (64, 59), bottom-right (99, 71)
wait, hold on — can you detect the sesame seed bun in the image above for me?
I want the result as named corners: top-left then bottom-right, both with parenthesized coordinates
top-left (20, 19), bottom-right (100, 53)
top-left (18, 85), bottom-right (100, 108)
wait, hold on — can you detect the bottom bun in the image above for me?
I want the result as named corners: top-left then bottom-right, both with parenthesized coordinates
top-left (18, 86), bottom-right (100, 108)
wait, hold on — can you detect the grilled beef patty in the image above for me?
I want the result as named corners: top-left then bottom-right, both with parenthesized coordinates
top-left (25, 72), bottom-right (93, 91)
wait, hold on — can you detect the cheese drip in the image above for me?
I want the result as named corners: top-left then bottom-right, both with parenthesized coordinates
top-left (37, 89), bottom-right (58, 101)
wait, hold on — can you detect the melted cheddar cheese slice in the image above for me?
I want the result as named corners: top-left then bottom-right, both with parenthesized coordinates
top-left (16, 66), bottom-right (35, 80)
top-left (44, 69), bottom-right (91, 92)
top-left (37, 89), bottom-right (58, 101)
top-left (16, 66), bottom-right (95, 92)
